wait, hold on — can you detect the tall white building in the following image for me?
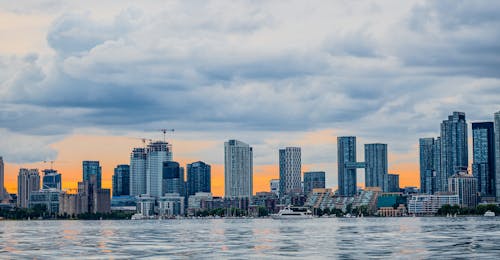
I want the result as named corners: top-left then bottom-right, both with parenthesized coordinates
top-left (17, 168), bottom-right (40, 208)
top-left (224, 140), bottom-right (253, 199)
top-left (495, 111), bottom-right (500, 201)
top-left (448, 171), bottom-right (478, 208)
top-left (130, 148), bottom-right (147, 196)
top-left (146, 141), bottom-right (173, 198)
top-left (279, 147), bottom-right (301, 198)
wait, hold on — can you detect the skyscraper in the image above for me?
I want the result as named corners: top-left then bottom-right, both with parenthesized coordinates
top-left (17, 168), bottom-right (40, 208)
top-left (83, 161), bottom-right (102, 189)
top-left (113, 164), bottom-right (130, 196)
top-left (0, 156), bottom-right (5, 200)
top-left (387, 173), bottom-right (400, 192)
top-left (419, 138), bottom-right (437, 194)
top-left (146, 141), bottom-right (172, 197)
top-left (440, 112), bottom-right (468, 192)
top-left (364, 143), bottom-right (388, 191)
top-left (472, 122), bottom-right (495, 196)
top-left (42, 169), bottom-right (62, 190)
top-left (187, 161), bottom-right (211, 196)
top-left (433, 137), bottom-right (442, 193)
top-left (279, 147), bottom-right (302, 198)
top-left (130, 148), bottom-right (147, 196)
top-left (162, 161), bottom-right (184, 195)
top-left (337, 136), bottom-right (357, 196)
top-left (448, 171), bottom-right (478, 208)
top-left (224, 139), bottom-right (253, 199)
top-left (495, 111), bottom-right (500, 201)
top-left (303, 171), bottom-right (325, 196)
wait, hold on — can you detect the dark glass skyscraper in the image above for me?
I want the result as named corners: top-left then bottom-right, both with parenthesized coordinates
top-left (162, 161), bottom-right (184, 195)
top-left (419, 138), bottom-right (437, 194)
top-left (387, 173), bottom-right (400, 192)
top-left (113, 164), bottom-right (130, 196)
top-left (83, 161), bottom-right (102, 189)
top-left (187, 161), bottom-right (211, 196)
top-left (472, 122), bottom-right (495, 196)
top-left (494, 111), bottom-right (500, 201)
top-left (364, 143), bottom-right (388, 192)
top-left (337, 136), bottom-right (357, 196)
top-left (303, 171), bottom-right (325, 195)
top-left (42, 169), bottom-right (62, 190)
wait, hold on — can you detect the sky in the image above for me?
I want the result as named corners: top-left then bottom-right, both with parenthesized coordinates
top-left (1, 0), bottom-right (499, 196)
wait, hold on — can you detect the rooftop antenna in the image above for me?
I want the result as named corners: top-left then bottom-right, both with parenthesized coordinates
top-left (160, 129), bottom-right (175, 142)
top-left (43, 160), bottom-right (55, 170)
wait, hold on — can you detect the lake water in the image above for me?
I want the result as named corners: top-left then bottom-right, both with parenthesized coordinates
top-left (1, 217), bottom-right (499, 259)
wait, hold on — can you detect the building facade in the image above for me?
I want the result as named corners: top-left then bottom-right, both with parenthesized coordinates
top-left (407, 194), bottom-right (459, 215)
top-left (472, 122), bottom-right (495, 196)
top-left (440, 112), bottom-right (468, 192)
top-left (495, 111), bottom-right (500, 201)
top-left (42, 169), bottom-right (62, 190)
top-left (146, 141), bottom-right (173, 198)
top-left (270, 179), bottom-right (279, 197)
top-left (448, 172), bottom-right (478, 208)
top-left (224, 140), bottom-right (253, 199)
top-left (337, 136), bottom-right (357, 196)
top-left (187, 161), bottom-right (211, 196)
top-left (303, 171), bottom-right (325, 196)
top-left (365, 143), bottom-right (388, 192)
top-left (83, 161), bottom-right (102, 189)
top-left (162, 161), bottom-right (184, 195)
top-left (387, 174), bottom-right (400, 192)
top-left (29, 189), bottom-right (61, 214)
top-left (279, 147), bottom-right (302, 198)
top-left (130, 148), bottom-right (147, 196)
top-left (0, 157), bottom-right (6, 200)
top-left (113, 164), bottom-right (130, 196)
top-left (419, 138), bottom-right (437, 194)
top-left (17, 168), bottom-right (40, 208)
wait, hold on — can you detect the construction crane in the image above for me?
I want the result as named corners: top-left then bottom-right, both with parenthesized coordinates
top-left (160, 128), bottom-right (175, 142)
top-left (43, 160), bottom-right (55, 170)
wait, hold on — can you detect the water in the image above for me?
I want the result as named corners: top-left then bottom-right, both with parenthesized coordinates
top-left (1, 217), bottom-right (499, 259)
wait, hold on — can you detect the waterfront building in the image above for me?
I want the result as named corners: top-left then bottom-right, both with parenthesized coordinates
top-left (78, 174), bottom-right (111, 214)
top-left (17, 168), bottom-right (40, 208)
top-left (419, 138), bottom-right (437, 194)
top-left (29, 189), bottom-right (60, 214)
top-left (113, 164), bottom-right (130, 196)
top-left (365, 143), bottom-right (388, 192)
top-left (337, 136), bottom-right (357, 196)
top-left (187, 192), bottom-right (213, 215)
top-left (495, 111), bottom-right (500, 201)
top-left (439, 112), bottom-right (468, 192)
top-left (407, 194), bottom-right (460, 215)
top-left (59, 192), bottom-right (87, 216)
top-left (472, 122), bottom-right (495, 196)
top-left (42, 169), bottom-right (62, 190)
top-left (110, 195), bottom-right (137, 212)
top-left (83, 161), bottom-right (102, 189)
top-left (0, 156), bottom-right (6, 200)
top-left (162, 161), bottom-right (184, 195)
top-left (303, 171), bottom-right (325, 196)
top-left (137, 194), bottom-right (156, 216)
top-left (448, 171), bottom-right (478, 208)
top-left (270, 179), bottom-right (279, 197)
top-left (146, 141), bottom-right (173, 197)
top-left (224, 139), bottom-right (253, 199)
top-left (130, 148), bottom-right (147, 196)
top-left (158, 193), bottom-right (184, 216)
top-left (279, 147), bottom-right (302, 198)
top-left (387, 174), bottom-right (400, 192)
top-left (251, 191), bottom-right (278, 214)
top-left (187, 161), bottom-right (211, 196)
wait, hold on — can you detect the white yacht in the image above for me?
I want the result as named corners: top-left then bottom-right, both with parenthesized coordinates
top-left (271, 206), bottom-right (313, 219)
top-left (484, 210), bottom-right (495, 217)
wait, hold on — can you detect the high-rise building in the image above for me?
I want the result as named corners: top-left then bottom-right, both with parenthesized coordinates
top-left (42, 169), bottom-right (62, 190)
top-left (433, 137), bottom-right (442, 192)
top-left (387, 174), bottom-right (400, 192)
top-left (303, 171), bottom-right (325, 196)
top-left (130, 148), bottom-right (147, 196)
top-left (365, 143), bottom-right (388, 192)
top-left (79, 174), bottom-right (111, 214)
top-left (472, 122), bottom-right (495, 196)
top-left (337, 136), bottom-right (357, 196)
top-left (0, 156), bottom-right (5, 200)
top-left (224, 139), bottom-right (253, 199)
top-left (162, 161), bottom-right (184, 195)
top-left (83, 161), bottom-right (102, 189)
top-left (448, 171), bottom-right (478, 208)
top-left (495, 111), bottom-right (500, 201)
top-left (270, 179), bottom-right (279, 196)
top-left (146, 141), bottom-right (172, 197)
top-left (279, 147), bottom-right (302, 198)
top-left (187, 161), bottom-right (211, 196)
top-left (17, 168), bottom-right (40, 208)
top-left (113, 164), bottom-right (130, 196)
top-left (440, 112), bottom-right (468, 192)
top-left (419, 138), bottom-right (437, 194)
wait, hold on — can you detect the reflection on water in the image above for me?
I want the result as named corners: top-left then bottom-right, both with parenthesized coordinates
top-left (0, 217), bottom-right (499, 258)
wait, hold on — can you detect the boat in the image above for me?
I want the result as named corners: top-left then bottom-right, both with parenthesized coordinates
top-left (271, 206), bottom-right (313, 219)
top-left (484, 210), bottom-right (495, 217)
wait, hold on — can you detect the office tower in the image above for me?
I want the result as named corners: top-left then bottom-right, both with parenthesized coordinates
top-left (146, 141), bottom-right (173, 197)
top-left (448, 171), bottom-right (478, 208)
top-left (0, 156), bottom-right (5, 200)
top-left (113, 164), bottom-right (130, 196)
top-left (433, 137), bottom-right (442, 192)
top-left (303, 171), bottom-right (325, 196)
top-left (440, 112), bottom-right (468, 192)
top-left (419, 138), bottom-right (437, 194)
top-left (387, 173), bottom-right (400, 192)
top-left (83, 161), bottom-right (102, 189)
top-left (472, 122), bottom-right (495, 196)
top-left (337, 136), bottom-right (357, 196)
top-left (130, 148), bottom-right (147, 196)
top-left (17, 168), bottom-right (40, 208)
top-left (279, 147), bottom-right (302, 198)
top-left (187, 161), bottom-right (211, 196)
top-left (162, 161), bottom-right (184, 195)
top-left (42, 169), bottom-right (62, 190)
top-left (79, 174), bottom-right (111, 214)
top-left (495, 111), bottom-right (500, 201)
top-left (365, 143), bottom-right (388, 191)
top-left (224, 139), bottom-right (253, 199)
top-left (270, 179), bottom-right (279, 196)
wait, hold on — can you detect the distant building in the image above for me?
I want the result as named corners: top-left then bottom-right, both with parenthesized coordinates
top-left (17, 168), bottom-right (40, 208)
top-left (448, 171), bottom-right (478, 208)
top-left (146, 141), bottom-right (173, 197)
top-left (224, 139), bottom-right (253, 199)
top-left (494, 111), bottom-right (500, 201)
top-left (42, 169), bottom-right (62, 190)
top-left (130, 148), bottom-right (147, 196)
top-left (0, 156), bottom-right (6, 201)
top-left (187, 161), bottom-right (211, 196)
top-left (408, 194), bottom-right (459, 215)
top-left (365, 143), bottom-right (388, 192)
top-left (279, 147), bottom-right (302, 198)
top-left (79, 174), bottom-right (111, 214)
top-left (162, 161), bottom-right (185, 195)
top-left (136, 195), bottom-right (156, 217)
top-left (251, 191), bottom-right (278, 215)
top-left (113, 164), bottom-right (130, 196)
top-left (270, 179), bottom-right (279, 197)
top-left (59, 192), bottom-right (87, 216)
top-left (419, 138), bottom-right (437, 194)
top-left (387, 174), bottom-right (400, 192)
top-left (158, 193), bottom-right (184, 216)
top-left (303, 171), bottom-right (325, 196)
top-left (187, 192), bottom-right (213, 215)
top-left (83, 161), bottom-right (102, 189)
top-left (472, 122), bottom-right (495, 196)
top-left (29, 189), bottom-right (61, 214)
top-left (337, 136), bottom-right (357, 196)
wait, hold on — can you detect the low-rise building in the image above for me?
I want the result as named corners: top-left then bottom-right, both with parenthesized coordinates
top-left (158, 193), bottom-right (184, 216)
top-left (137, 195), bottom-right (156, 217)
top-left (408, 194), bottom-right (459, 215)
top-left (29, 189), bottom-right (61, 214)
